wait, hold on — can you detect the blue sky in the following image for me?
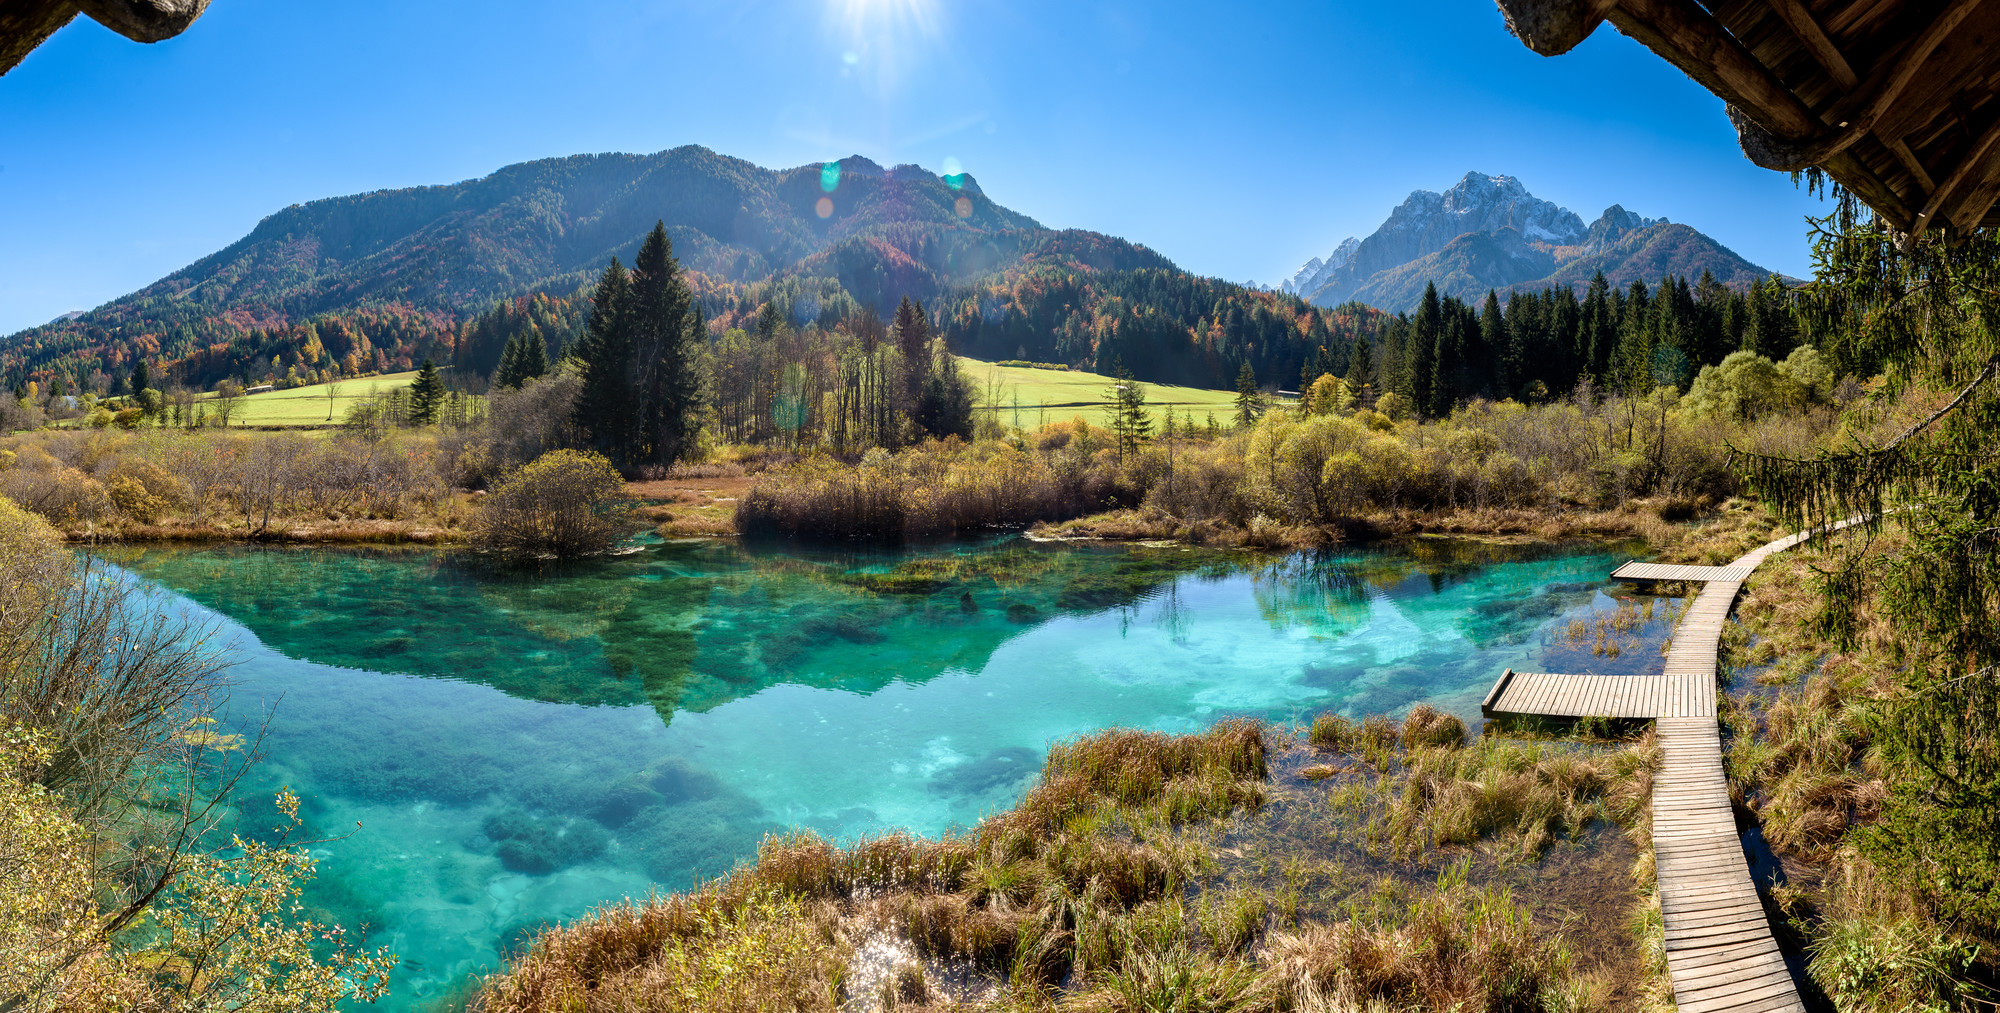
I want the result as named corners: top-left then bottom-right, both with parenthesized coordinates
top-left (0, 0), bottom-right (1831, 335)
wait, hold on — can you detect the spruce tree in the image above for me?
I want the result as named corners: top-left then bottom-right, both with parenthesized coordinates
top-left (519, 328), bottom-right (549, 382)
top-left (132, 359), bottom-right (151, 399)
top-left (1742, 188), bottom-right (2000, 933)
top-left (630, 221), bottom-right (702, 467)
top-left (495, 334), bottom-right (524, 389)
top-left (1581, 271), bottom-right (1615, 383)
top-left (574, 258), bottom-right (638, 461)
top-left (1480, 291), bottom-right (1511, 399)
top-left (894, 295), bottom-right (932, 420)
top-left (1349, 332), bottom-right (1375, 408)
top-left (408, 358), bottom-right (446, 425)
top-left (1107, 364), bottom-right (1152, 460)
top-left (1410, 282), bottom-right (1441, 418)
top-left (1233, 362), bottom-right (1264, 428)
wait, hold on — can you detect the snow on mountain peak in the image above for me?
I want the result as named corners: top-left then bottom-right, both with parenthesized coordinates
top-left (1281, 236), bottom-right (1359, 295)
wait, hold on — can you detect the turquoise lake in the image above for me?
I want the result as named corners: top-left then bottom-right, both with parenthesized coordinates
top-left (112, 535), bottom-right (1672, 1009)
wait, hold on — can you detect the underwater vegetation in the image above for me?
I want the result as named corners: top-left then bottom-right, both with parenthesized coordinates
top-left (480, 810), bottom-right (610, 875)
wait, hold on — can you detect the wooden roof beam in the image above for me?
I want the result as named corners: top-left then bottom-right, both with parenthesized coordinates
top-left (1888, 136), bottom-right (1938, 194)
top-left (1912, 112), bottom-right (2000, 238)
top-left (1767, 0), bottom-right (1859, 90)
top-left (1731, 0), bottom-right (1985, 171)
top-left (1604, 0), bottom-right (1823, 135)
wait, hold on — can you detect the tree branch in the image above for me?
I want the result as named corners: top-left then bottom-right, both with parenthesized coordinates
top-left (1882, 353), bottom-right (2000, 452)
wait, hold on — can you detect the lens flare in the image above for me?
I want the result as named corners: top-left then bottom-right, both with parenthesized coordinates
top-left (820, 161), bottom-right (841, 193)
top-left (827, 0), bottom-right (941, 92)
top-left (815, 197), bottom-right (834, 219)
top-left (954, 196), bottom-right (972, 219)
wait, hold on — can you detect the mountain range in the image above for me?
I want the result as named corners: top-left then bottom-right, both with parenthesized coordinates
top-left (1281, 172), bottom-right (1773, 312)
top-left (1, 146), bottom-right (1348, 392)
top-left (4, 156), bottom-right (1770, 396)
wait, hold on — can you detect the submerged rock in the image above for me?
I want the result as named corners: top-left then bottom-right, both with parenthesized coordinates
top-left (929, 746), bottom-right (1039, 796)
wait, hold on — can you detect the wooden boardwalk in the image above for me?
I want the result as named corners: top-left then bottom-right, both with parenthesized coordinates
top-left (1483, 523), bottom-right (1860, 1013)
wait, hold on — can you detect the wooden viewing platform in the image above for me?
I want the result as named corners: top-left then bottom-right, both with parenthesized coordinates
top-left (1610, 560), bottom-right (1754, 584)
top-left (1481, 671), bottom-right (1695, 719)
top-left (1484, 524), bottom-right (1861, 1013)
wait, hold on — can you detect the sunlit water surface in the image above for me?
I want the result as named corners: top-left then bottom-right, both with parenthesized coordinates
top-left (112, 536), bottom-right (1675, 1009)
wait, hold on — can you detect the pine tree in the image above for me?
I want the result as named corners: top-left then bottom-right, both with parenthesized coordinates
top-left (408, 358), bottom-right (446, 425)
top-left (132, 359), bottom-right (151, 398)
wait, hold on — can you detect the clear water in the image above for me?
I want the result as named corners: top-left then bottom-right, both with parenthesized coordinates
top-left (109, 536), bottom-right (1666, 1008)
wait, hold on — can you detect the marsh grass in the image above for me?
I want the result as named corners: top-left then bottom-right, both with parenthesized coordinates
top-left (1265, 866), bottom-right (1606, 1013)
top-left (481, 718), bottom-right (1658, 1013)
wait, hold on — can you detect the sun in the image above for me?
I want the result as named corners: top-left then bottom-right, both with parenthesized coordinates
top-left (827, 0), bottom-right (943, 53)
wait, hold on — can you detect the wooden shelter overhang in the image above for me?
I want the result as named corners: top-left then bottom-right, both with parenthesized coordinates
top-left (0, 0), bottom-right (211, 76)
top-left (1495, 0), bottom-right (2000, 236)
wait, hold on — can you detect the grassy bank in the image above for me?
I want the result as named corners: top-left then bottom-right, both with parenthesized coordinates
top-left (477, 713), bottom-right (1665, 1013)
top-left (0, 427), bottom-right (476, 544)
top-left (733, 389), bottom-right (1844, 545)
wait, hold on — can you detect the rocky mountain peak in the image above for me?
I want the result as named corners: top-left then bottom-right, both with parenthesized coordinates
top-left (1584, 204), bottom-right (1668, 251)
top-left (1281, 236), bottom-right (1359, 296)
top-left (1279, 172), bottom-right (1766, 311)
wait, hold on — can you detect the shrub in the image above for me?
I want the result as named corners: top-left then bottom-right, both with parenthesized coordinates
top-left (736, 429), bottom-right (1134, 542)
top-left (472, 449), bottom-right (637, 558)
top-left (0, 445), bottom-right (111, 524)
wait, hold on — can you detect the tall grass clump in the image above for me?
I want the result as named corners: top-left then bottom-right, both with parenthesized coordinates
top-left (478, 889), bottom-right (847, 1013)
top-left (1808, 917), bottom-right (1992, 1013)
top-left (1266, 867), bottom-right (1603, 1013)
top-left (1385, 733), bottom-right (1656, 859)
top-left (1308, 713), bottom-right (1359, 752)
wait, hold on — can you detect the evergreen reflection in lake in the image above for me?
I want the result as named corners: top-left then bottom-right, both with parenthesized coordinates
top-left (112, 536), bottom-right (1672, 1009)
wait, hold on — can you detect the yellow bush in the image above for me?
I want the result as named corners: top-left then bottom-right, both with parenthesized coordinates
top-left (0, 729), bottom-right (101, 1012)
top-left (473, 449), bottom-right (636, 558)
top-left (107, 475), bottom-right (165, 523)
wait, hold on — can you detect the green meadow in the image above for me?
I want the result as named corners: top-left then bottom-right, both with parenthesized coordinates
top-left (958, 357), bottom-right (1282, 427)
top-left (205, 371), bottom-right (420, 427)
